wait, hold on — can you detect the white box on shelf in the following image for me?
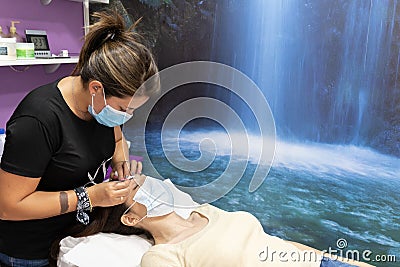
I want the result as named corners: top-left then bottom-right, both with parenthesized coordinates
top-left (0, 38), bottom-right (17, 60)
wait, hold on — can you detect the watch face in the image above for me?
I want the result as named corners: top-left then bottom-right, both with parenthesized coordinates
top-left (30, 36), bottom-right (48, 50)
top-left (26, 34), bottom-right (50, 51)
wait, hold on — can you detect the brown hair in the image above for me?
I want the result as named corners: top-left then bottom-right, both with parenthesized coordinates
top-left (73, 10), bottom-right (159, 98)
top-left (49, 204), bottom-right (152, 266)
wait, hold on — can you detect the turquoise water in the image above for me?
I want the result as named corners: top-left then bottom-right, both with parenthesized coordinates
top-left (127, 129), bottom-right (400, 266)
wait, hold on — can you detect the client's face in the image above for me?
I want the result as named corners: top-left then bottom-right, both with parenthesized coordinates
top-left (120, 174), bottom-right (148, 226)
top-left (127, 174), bottom-right (147, 208)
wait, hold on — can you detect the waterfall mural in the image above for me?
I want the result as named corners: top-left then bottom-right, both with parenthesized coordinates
top-left (210, 0), bottom-right (400, 153)
top-left (92, 0), bottom-right (400, 265)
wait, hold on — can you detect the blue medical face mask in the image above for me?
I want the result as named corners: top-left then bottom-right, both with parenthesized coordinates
top-left (88, 88), bottom-right (133, 127)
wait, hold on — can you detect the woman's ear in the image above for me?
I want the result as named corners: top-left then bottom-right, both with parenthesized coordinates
top-left (88, 80), bottom-right (103, 96)
top-left (121, 213), bottom-right (141, 227)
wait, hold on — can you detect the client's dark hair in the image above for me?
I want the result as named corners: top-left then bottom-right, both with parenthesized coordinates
top-left (49, 204), bottom-right (152, 266)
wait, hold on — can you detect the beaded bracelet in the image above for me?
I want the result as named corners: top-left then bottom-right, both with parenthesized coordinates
top-left (85, 187), bottom-right (93, 212)
top-left (74, 186), bottom-right (92, 225)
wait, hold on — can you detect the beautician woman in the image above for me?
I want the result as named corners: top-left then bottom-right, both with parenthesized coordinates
top-left (0, 10), bottom-right (159, 266)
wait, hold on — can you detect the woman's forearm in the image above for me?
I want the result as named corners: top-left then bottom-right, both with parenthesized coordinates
top-left (0, 190), bottom-right (78, 221)
top-left (0, 170), bottom-right (78, 221)
top-left (112, 126), bottom-right (130, 166)
top-left (1, 190), bottom-right (77, 221)
top-left (113, 136), bottom-right (129, 163)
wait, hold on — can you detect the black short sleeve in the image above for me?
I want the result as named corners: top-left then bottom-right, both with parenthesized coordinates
top-left (1, 116), bottom-right (53, 178)
top-left (0, 79), bottom-right (115, 260)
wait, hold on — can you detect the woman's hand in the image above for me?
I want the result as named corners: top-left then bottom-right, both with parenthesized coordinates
top-left (112, 127), bottom-right (142, 180)
top-left (111, 159), bottom-right (142, 180)
top-left (86, 179), bottom-right (136, 207)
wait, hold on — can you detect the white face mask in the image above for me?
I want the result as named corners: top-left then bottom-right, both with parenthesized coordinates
top-left (134, 176), bottom-right (174, 218)
top-left (123, 176), bottom-right (198, 222)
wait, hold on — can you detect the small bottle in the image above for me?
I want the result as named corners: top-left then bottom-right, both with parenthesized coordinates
top-left (0, 26), bottom-right (7, 38)
top-left (0, 128), bottom-right (6, 162)
top-left (6, 21), bottom-right (24, 42)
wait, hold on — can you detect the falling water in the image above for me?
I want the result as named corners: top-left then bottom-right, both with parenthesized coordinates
top-left (210, 0), bottom-right (398, 148)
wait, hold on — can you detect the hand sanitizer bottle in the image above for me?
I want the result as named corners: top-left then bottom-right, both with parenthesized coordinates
top-left (6, 21), bottom-right (24, 42)
top-left (0, 26), bottom-right (7, 38)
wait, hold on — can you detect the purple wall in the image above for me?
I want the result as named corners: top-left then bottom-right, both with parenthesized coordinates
top-left (0, 0), bottom-right (84, 128)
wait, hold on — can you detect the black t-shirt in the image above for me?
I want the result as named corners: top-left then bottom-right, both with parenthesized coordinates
top-left (0, 78), bottom-right (115, 259)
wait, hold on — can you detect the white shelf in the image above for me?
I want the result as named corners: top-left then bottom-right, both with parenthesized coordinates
top-left (0, 56), bottom-right (79, 73)
top-left (0, 56), bottom-right (79, 67)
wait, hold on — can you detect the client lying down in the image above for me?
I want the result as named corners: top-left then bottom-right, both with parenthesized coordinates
top-left (54, 175), bottom-right (373, 267)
